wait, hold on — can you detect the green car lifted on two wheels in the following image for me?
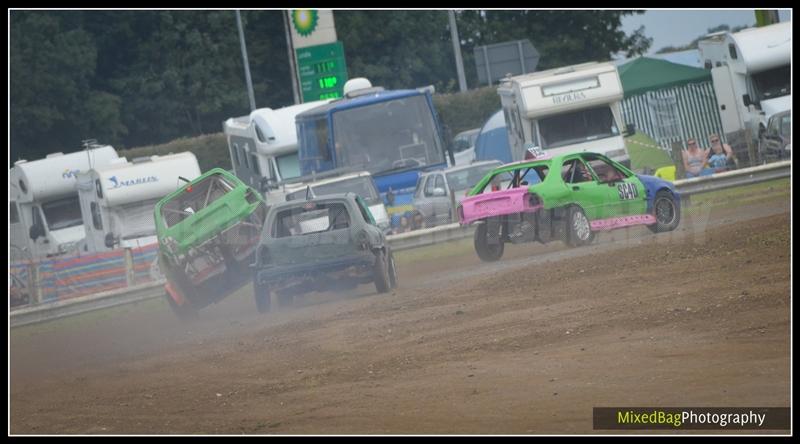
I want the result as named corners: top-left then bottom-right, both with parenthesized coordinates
top-left (457, 152), bottom-right (681, 262)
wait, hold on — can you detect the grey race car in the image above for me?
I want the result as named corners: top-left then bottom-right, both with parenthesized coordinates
top-left (252, 192), bottom-right (397, 312)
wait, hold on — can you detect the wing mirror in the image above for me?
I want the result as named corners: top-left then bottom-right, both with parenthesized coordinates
top-left (432, 187), bottom-right (447, 197)
top-left (28, 223), bottom-right (45, 241)
top-left (104, 232), bottom-right (119, 249)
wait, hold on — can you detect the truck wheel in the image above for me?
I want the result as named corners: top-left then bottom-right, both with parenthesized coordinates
top-left (253, 277), bottom-right (271, 313)
top-left (474, 222), bottom-right (504, 262)
top-left (387, 250), bottom-right (398, 289)
top-left (374, 251), bottom-right (391, 294)
top-left (566, 205), bottom-right (595, 247)
top-left (165, 290), bottom-right (198, 321)
top-left (648, 190), bottom-right (681, 233)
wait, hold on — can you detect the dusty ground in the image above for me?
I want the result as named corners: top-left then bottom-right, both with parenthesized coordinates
top-left (10, 194), bottom-right (791, 435)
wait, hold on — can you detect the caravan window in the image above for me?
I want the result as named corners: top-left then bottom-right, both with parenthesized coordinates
top-left (91, 202), bottom-right (103, 230)
top-left (41, 196), bottom-right (83, 231)
top-left (10, 201), bottom-right (19, 224)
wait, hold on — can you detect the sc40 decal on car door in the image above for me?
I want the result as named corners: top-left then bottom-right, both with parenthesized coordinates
top-left (617, 182), bottom-right (639, 200)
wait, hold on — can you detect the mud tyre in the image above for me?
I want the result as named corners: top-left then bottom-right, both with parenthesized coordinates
top-left (566, 205), bottom-right (595, 247)
top-left (474, 221), bottom-right (504, 262)
top-left (374, 251), bottom-right (391, 294)
top-left (648, 190), bottom-right (681, 233)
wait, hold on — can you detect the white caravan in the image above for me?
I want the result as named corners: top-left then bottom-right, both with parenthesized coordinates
top-left (75, 152), bottom-right (202, 253)
top-left (497, 61), bottom-right (631, 167)
top-left (10, 145), bottom-right (119, 260)
top-left (698, 21), bottom-right (791, 149)
top-left (222, 100), bottom-right (331, 194)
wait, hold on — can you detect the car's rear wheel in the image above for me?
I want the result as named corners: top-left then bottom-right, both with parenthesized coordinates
top-left (374, 251), bottom-right (391, 294)
top-left (253, 276), bottom-right (271, 313)
top-left (648, 190), bottom-right (681, 233)
top-left (474, 221), bottom-right (504, 262)
top-left (566, 205), bottom-right (595, 247)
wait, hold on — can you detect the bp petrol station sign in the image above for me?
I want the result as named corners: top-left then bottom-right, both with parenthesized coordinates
top-left (290, 10), bottom-right (348, 102)
top-left (296, 41), bottom-right (348, 101)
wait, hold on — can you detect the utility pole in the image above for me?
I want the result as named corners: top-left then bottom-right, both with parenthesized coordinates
top-left (448, 10), bottom-right (468, 93)
top-left (283, 10), bottom-right (302, 104)
top-left (236, 10), bottom-right (257, 111)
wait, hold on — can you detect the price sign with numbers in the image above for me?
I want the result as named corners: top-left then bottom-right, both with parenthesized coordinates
top-left (296, 41), bottom-right (348, 102)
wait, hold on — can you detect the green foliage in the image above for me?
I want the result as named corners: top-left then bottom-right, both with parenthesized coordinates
top-left (456, 10), bottom-right (651, 87)
top-left (117, 133), bottom-right (230, 173)
top-left (11, 10), bottom-right (653, 163)
top-left (432, 86), bottom-right (501, 137)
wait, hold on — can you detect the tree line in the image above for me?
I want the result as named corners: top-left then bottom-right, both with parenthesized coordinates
top-left (10, 10), bottom-right (650, 163)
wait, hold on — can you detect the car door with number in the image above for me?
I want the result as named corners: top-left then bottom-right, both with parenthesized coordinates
top-left (584, 155), bottom-right (647, 217)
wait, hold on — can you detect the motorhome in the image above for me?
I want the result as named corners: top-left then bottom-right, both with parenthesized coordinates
top-left (222, 100), bottom-right (331, 195)
top-left (496, 61), bottom-right (631, 167)
top-left (10, 144), bottom-right (119, 260)
top-left (698, 21), bottom-right (791, 153)
top-left (75, 152), bottom-right (202, 254)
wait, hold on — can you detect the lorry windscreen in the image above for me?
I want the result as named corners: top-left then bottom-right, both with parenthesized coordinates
top-left (332, 95), bottom-right (444, 174)
top-left (752, 65), bottom-right (790, 101)
top-left (42, 196), bottom-right (83, 231)
top-left (538, 106), bottom-right (619, 149)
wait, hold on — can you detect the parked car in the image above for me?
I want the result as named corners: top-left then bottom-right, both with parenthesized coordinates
top-left (458, 152), bottom-right (680, 262)
top-left (759, 110), bottom-right (791, 163)
top-left (283, 171), bottom-right (391, 233)
top-left (413, 160), bottom-right (503, 227)
top-left (155, 168), bottom-right (267, 318)
top-left (252, 192), bottom-right (397, 312)
top-left (451, 128), bottom-right (481, 166)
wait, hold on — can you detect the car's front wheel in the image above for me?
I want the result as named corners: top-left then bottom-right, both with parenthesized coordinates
top-left (648, 190), bottom-right (681, 233)
top-left (474, 221), bottom-right (505, 262)
top-left (374, 251), bottom-right (391, 294)
top-left (566, 205), bottom-right (595, 247)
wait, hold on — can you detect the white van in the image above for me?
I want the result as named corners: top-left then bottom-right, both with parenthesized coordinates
top-left (497, 61), bottom-right (631, 167)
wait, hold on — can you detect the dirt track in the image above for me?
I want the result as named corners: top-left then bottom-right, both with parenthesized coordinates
top-left (10, 196), bottom-right (791, 435)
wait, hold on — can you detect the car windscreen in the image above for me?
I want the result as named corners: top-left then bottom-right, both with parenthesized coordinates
top-left (272, 202), bottom-right (351, 238)
top-left (446, 163), bottom-right (502, 192)
top-left (160, 173), bottom-right (236, 228)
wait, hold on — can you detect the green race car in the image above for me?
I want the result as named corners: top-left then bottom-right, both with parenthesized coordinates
top-left (457, 152), bottom-right (681, 261)
top-left (155, 168), bottom-right (267, 318)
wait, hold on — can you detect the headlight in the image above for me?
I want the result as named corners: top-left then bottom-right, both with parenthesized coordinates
top-left (355, 230), bottom-right (370, 250)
